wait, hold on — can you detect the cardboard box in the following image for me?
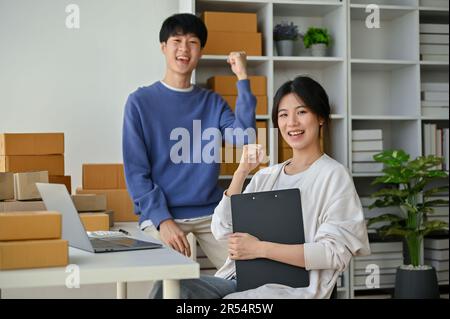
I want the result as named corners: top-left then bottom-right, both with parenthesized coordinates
top-left (13, 171), bottom-right (49, 200)
top-left (222, 95), bottom-right (268, 115)
top-left (79, 213), bottom-right (109, 231)
top-left (76, 188), bottom-right (138, 222)
top-left (202, 12), bottom-right (257, 33)
top-left (71, 194), bottom-right (107, 212)
top-left (0, 200), bottom-right (46, 212)
top-left (203, 32), bottom-right (262, 56)
top-left (0, 172), bottom-right (14, 200)
top-left (0, 155), bottom-right (64, 175)
top-left (0, 239), bottom-right (68, 270)
top-left (49, 175), bottom-right (72, 194)
top-left (82, 164), bottom-right (126, 190)
top-left (279, 148), bottom-right (293, 162)
top-left (0, 211), bottom-right (61, 241)
top-left (208, 76), bottom-right (267, 96)
top-left (220, 146), bottom-right (267, 175)
top-left (0, 133), bottom-right (64, 155)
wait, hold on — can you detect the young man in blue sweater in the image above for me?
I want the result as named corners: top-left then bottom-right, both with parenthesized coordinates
top-left (122, 13), bottom-right (257, 269)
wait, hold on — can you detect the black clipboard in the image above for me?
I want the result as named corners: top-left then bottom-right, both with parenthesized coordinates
top-left (231, 188), bottom-right (309, 291)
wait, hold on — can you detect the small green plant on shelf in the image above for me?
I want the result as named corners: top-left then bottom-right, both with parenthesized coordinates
top-left (367, 149), bottom-right (449, 267)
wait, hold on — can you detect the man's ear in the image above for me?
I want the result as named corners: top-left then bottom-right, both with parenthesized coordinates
top-left (160, 42), bottom-right (166, 53)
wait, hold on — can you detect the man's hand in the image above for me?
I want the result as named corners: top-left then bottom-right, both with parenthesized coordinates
top-left (228, 232), bottom-right (264, 260)
top-left (159, 219), bottom-right (191, 257)
top-left (227, 51), bottom-right (248, 80)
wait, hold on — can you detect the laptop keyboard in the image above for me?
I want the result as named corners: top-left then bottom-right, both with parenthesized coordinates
top-left (90, 237), bottom-right (159, 249)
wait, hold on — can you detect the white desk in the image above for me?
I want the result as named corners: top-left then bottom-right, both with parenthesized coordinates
top-left (0, 222), bottom-right (199, 299)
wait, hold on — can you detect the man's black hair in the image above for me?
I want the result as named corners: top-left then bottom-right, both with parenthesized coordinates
top-left (159, 13), bottom-right (208, 48)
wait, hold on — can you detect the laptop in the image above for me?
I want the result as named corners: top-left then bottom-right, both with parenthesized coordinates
top-left (36, 183), bottom-right (162, 253)
top-left (231, 188), bottom-right (309, 291)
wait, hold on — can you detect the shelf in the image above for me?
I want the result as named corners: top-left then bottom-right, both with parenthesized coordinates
top-left (274, 56), bottom-right (344, 68)
top-left (350, 4), bottom-right (417, 21)
top-left (351, 115), bottom-right (419, 120)
top-left (196, 0), bottom-right (268, 13)
top-left (421, 116), bottom-right (450, 121)
top-left (199, 55), bottom-right (269, 68)
top-left (331, 114), bottom-right (345, 119)
top-left (256, 115), bottom-right (270, 120)
top-left (351, 59), bottom-right (417, 71)
top-left (273, 1), bottom-right (343, 17)
top-left (352, 173), bottom-right (384, 178)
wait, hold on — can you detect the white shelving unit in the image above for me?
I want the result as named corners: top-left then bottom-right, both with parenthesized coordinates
top-left (179, 0), bottom-right (449, 299)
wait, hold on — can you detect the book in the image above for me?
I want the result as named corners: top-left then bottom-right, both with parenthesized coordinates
top-left (352, 151), bottom-right (379, 162)
top-left (420, 44), bottom-right (449, 55)
top-left (425, 259), bottom-right (449, 271)
top-left (421, 82), bottom-right (449, 92)
top-left (352, 129), bottom-right (383, 141)
top-left (421, 100), bottom-right (449, 107)
top-left (420, 34), bottom-right (450, 45)
top-left (420, 23), bottom-right (449, 34)
top-left (421, 54), bottom-right (449, 62)
top-left (352, 162), bottom-right (384, 173)
top-left (425, 237), bottom-right (450, 250)
top-left (422, 91), bottom-right (449, 102)
top-left (420, 0), bottom-right (449, 8)
top-left (354, 274), bottom-right (396, 286)
top-left (422, 106), bottom-right (449, 117)
top-left (424, 249), bottom-right (449, 261)
top-left (352, 140), bottom-right (383, 152)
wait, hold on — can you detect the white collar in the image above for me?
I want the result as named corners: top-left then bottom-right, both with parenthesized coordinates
top-left (160, 80), bottom-right (194, 92)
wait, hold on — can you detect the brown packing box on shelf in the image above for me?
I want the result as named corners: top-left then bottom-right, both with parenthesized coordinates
top-left (203, 32), bottom-right (262, 56)
top-left (71, 194), bottom-right (107, 212)
top-left (202, 12), bottom-right (257, 33)
top-left (0, 200), bottom-right (46, 212)
top-left (82, 164), bottom-right (126, 190)
top-left (279, 148), bottom-right (293, 162)
top-left (220, 146), bottom-right (268, 175)
top-left (76, 188), bottom-right (138, 222)
top-left (81, 210), bottom-right (114, 228)
top-left (208, 76), bottom-right (267, 96)
top-left (0, 155), bottom-right (64, 175)
top-left (222, 95), bottom-right (268, 115)
top-left (0, 133), bottom-right (64, 156)
top-left (0, 239), bottom-right (68, 270)
top-left (49, 175), bottom-right (72, 194)
top-left (0, 211), bottom-right (61, 241)
top-left (14, 171), bottom-right (49, 201)
top-left (79, 213), bottom-right (109, 231)
top-left (0, 172), bottom-right (14, 200)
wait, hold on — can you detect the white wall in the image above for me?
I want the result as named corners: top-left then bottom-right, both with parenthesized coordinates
top-left (0, 0), bottom-right (178, 191)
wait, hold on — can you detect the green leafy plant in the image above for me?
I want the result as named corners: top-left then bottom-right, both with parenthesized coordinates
top-left (273, 22), bottom-right (299, 41)
top-left (303, 27), bottom-right (331, 48)
top-left (367, 150), bottom-right (449, 267)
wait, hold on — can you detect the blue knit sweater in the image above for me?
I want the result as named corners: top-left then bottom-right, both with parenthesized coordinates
top-left (122, 80), bottom-right (256, 227)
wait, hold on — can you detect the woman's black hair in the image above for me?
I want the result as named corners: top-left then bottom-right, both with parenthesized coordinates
top-left (159, 13), bottom-right (208, 48)
top-left (272, 76), bottom-right (331, 141)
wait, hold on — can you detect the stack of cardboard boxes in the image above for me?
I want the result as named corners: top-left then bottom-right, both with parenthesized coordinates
top-left (201, 11), bottom-right (262, 56)
top-left (208, 76), bottom-right (269, 175)
top-left (71, 194), bottom-right (111, 231)
top-left (76, 164), bottom-right (138, 223)
top-left (0, 211), bottom-right (68, 270)
top-left (0, 133), bottom-right (71, 210)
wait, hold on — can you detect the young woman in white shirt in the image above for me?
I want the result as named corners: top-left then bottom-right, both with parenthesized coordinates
top-left (149, 76), bottom-right (370, 299)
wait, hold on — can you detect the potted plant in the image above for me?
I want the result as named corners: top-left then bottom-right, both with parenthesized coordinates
top-left (273, 22), bottom-right (299, 56)
top-left (367, 150), bottom-right (449, 299)
top-left (303, 27), bottom-right (331, 57)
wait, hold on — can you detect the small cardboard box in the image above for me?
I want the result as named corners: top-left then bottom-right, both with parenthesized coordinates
top-left (79, 213), bottom-right (109, 231)
top-left (82, 210), bottom-right (114, 227)
top-left (0, 155), bottom-right (64, 175)
top-left (0, 172), bottom-right (14, 201)
top-left (49, 175), bottom-right (72, 194)
top-left (0, 239), bottom-right (68, 270)
top-left (203, 32), bottom-right (262, 56)
top-left (202, 12), bottom-right (257, 33)
top-left (0, 200), bottom-right (46, 212)
top-left (71, 194), bottom-right (107, 212)
top-left (222, 95), bottom-right (268, 115)
top-left (0, 133), bottom-right (64, 155)
top-left (76, 188), bottom-right (138, 222)
top-left (14, 171), bottom-right (49, 200)
top-left (208, 76), bottom-right (267, 96)
top-left (82, 164), bottom-right (126, 190)
top-left (279, 148), bottom-right (293, 162)
top-left (0, 211), bottom-right (61, 241)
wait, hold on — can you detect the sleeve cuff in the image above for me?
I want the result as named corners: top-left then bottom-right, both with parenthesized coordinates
top-left (236, 79), bottom-right (251, 92)
top-left (303, 242), bottom-right (329, 270)
top-left (215, 191), bottom-right (233, 226)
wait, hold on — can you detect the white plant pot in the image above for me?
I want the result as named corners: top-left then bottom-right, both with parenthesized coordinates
top-left (275, 40), bottom-right (294, 56)
top-left (311, 43), bottom-right (327, 57)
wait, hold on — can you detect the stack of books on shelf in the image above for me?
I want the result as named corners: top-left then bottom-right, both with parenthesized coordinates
top-left (420, 23), bottom-right (449, 62)
top-left (353, 237), bottom-right (403, 290)
top-left (420, 0), bottom-right (449, 9)
top-left (359, 196), bottom-right (402, 234)
top-left (426, 192), bottom-right (449, 224)
top-left (352, 130), bottom-right (384, 174)
top-left (421, 82), bottom-right (449, 118)
top-left (424, 235), bottom-right (449, 285)
top-left (423, 123), bottom-right (449, 171)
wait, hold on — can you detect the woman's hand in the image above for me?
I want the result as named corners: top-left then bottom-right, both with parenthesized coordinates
top-left (235, 144), bottom-right (265, 176)
top-left (227, 51), bottom-right (248, 80)
top-left (228, 232), bottom-right (265, 260)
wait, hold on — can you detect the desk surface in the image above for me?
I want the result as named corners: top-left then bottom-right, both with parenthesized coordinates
top-left (0, 222), bottom-right (199, 289)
